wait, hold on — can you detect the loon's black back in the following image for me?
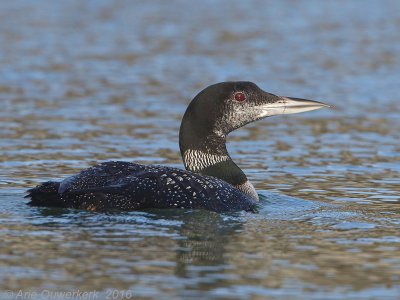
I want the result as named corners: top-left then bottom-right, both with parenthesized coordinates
top-left (27, 161), bottom-right (255, 212)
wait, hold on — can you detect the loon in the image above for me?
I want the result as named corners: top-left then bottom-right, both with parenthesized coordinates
top-left (26, 81), bottom-right (328, 212)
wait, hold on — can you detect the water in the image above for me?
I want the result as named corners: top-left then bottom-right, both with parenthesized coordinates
top-left (1, 0), bottom-right (400, 299)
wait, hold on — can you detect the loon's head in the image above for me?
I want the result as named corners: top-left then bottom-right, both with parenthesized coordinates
top-left (179, 81), bottom-right (329, 200)
top-left (180, 81), bottom-right (328, 139)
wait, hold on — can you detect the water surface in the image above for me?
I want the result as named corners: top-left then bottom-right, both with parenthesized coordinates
top-left (1, 1), bottom-right (400, 299)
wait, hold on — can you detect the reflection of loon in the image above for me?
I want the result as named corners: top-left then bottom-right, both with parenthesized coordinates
top-left (27, 82), bottom-right (328, 212)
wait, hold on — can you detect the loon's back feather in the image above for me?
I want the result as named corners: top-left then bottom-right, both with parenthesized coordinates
top-left (27, 161), bottom-right (255, 212)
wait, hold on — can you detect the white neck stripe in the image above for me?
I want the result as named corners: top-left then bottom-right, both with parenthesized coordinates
top-left (183, 149), bottom-right (229, 172)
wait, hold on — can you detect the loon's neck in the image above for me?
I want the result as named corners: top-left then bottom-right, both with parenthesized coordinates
top-left (179, 122), bottom-right (258, 202)
top-left (181, 133), bottom-right (243, 182)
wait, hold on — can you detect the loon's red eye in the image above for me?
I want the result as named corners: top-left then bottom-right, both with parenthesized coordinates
top-left (234, 92), bottom-right (245, 102)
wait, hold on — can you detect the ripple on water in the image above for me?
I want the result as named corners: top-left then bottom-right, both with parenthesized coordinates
top-left (1, 0), bottom-right (400, 298)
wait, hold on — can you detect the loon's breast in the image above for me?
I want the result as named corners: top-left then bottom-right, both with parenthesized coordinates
top-left (56, 161), bottom-right (256, 212)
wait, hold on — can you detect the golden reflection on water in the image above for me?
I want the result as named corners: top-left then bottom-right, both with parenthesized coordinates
top-left (2, 205), bottom-right (400, 297)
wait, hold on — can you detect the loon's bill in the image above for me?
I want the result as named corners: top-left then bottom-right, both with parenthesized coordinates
top-left (259, 96), bottom-right (329, 117)
top-left (26, 81), bottom-right (330, 213)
